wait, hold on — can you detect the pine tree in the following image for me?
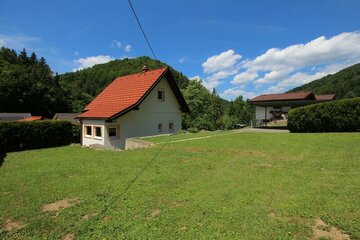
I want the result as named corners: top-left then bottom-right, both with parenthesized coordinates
top-left (210, 88), bottom-right (224, 130)
top-left (29, 52), bottom-right (37, 65)
top-left (0, 47), bottom-right (71, 117)
top-left (18, 48), bottom-right (29, 65)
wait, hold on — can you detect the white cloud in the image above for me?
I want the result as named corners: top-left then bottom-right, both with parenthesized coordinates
top-left (200, 49), bottom-right (242, 89)
top-left (124, 44), bottom-right (132, 52)
top-left (202, 49), bottom-right (242, 74)
top-left (229, 31), bottom-right (360, 93)
top-left (73, 55), bottom-right (115, 71)
top-left (189, 76), bottom-right (222, 91)
top-left (247, 32), bottom-right (360, 71)
top-left (266, 61), bottom-right (354, 93)
top-left (178, 56), bottom-right (187, 63)
top-left (112, 40), bottom-right (122, 48)
top-left (112, 40), bottom-right (132, 52)
top-left (254, 69), bottom-right (292, 84)
top-left (221, 88), bottom-right (256, 100)
top-left (190, 75), bottom-right (201, 81)
top-left (196, 31), bottom-right (360, 100)
top-left (202, 68), bottom-right (239, 90)
top-left (202, 79), bottom-right (219, 90)
top-left (232, 71), bottom-right (258, 85)
top-left (0, 34), bottom-right (41, 50)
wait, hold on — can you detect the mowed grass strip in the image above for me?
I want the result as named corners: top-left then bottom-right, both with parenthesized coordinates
top-left (140, 130), bottom-right (236, 143)
top-left (0, 132), bottom-right (359, 239)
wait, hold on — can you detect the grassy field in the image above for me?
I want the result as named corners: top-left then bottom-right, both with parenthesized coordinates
top-left (0, 132), bottom-right (359, 239)
top-left (140, 130), bottom-right (233, 143)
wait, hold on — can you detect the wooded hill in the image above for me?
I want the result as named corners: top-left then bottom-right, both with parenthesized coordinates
top-left (0, 47), bottom-right (251, 131)
top-left (289, 63), bottom-right (360, 99)
top-left (59, 56), bottom-right (190, 112)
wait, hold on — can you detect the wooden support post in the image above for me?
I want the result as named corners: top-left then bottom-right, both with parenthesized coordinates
top-left (265, 106), bottom-right (267, 127)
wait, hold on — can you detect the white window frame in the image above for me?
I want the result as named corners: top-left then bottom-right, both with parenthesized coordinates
top-left (157, 88), bottom-right (165, 102)
top-left (84, 125), bottom-right (92, 138)
top-left (168, 121), bottom-right (174, 132)
top-left (108, 125), bottom-right (119, 139)
top-left (93, 125), bottom-right (102, 140)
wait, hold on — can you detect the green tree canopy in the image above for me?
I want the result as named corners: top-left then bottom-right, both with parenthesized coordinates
top-left (182, 79), bottom-right (214, 131)
top-left (0, 47), bottom-right (70, 117)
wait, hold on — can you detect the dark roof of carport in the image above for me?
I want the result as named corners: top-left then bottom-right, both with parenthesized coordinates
top-left (248, 92), bottom-right (315, 102)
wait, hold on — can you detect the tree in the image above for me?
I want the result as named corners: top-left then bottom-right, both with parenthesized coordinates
top-left (0, 47), bottom-right (71, 117)
top-left (223, 96), bottom-right (252, 129)
top-left (182, 79), bottom-right (213, 131)
top-left (29, 52), bottom-right (37, 65)
top-left (210, 88), bottom-right (224, 130)
top-left (18, 48), bottom-right (29, 65)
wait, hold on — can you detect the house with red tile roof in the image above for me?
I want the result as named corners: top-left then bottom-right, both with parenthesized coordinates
top-left (77, 66), bottom-right (189, 149)
top-left (18, 116), bottom-right (44, 121)
top-left (248, 91), bottom-right (335, 126)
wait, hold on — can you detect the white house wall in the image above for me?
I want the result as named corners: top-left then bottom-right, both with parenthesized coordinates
top-left (82, 119), bottom-right (106, 146)
top-left (104, 76), bottom-right (182, 149)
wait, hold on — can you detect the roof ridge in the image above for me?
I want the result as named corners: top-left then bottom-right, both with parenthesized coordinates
top-left (113, 66), bottom-right (168, 80)
top-left (257, 91), bottom-right (313, 97)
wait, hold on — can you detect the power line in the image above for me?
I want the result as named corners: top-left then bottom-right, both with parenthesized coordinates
top-left (127, 0), bottom-right (158, 60)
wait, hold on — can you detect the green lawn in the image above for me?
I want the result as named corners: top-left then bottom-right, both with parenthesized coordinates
top-left (141, 130), bottom-right (235, 143)
top-left (0, 132), bottom-right (359, 239)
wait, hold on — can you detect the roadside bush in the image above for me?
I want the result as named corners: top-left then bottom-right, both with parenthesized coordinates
top-left (0, 121), bottom-right (73, 152)
top-left (288, 97), bottom-right (360, 132)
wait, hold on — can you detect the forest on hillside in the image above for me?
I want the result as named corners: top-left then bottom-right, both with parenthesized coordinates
top-left (0, 47), bottom-right (251, 131)
top-left (0, 48), bottom-right (70, 116)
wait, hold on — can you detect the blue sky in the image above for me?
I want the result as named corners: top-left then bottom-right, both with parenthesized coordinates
top-left (1, 0), bottom-right (360, 100)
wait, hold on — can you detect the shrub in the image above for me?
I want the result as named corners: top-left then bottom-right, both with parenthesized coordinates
top-left (223, 115), bottom-right (238, 130)
top-left (72, 124), bottom-right (81, 143)
top-left (0, 139), bottom-right (6, 166)
top-left (188, 127), bottom-right (199, 133)
top-left (288, 97), bottom-right (360, 132)
top-left (0, 120), bottom-right (73, 152)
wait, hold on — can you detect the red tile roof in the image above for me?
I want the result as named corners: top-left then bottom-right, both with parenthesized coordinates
top-left (19, 116), bottom-right (43, 121)
top-left (77, 67), bottom-right (189, 119)
top-left (315, 94), bottom-right (336, 101)
top-left (248, 92), bottom-right (315, 102)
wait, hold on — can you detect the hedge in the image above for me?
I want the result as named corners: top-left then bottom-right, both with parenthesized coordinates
top-left (288, 97), bottom-right (360, 132)
top-left (72, 124), bottom-right (81, 143)
top-left (0, 138), bottom-right (5, 167)
top-left (0, 120), bottom-right (73, 153)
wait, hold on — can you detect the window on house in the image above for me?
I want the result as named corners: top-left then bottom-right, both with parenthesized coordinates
top-left (85, 126), bottom-right (92, 137)
top-left (94, 126), bottom-right (102, 138)
top-left (168, 121), bottom-right (174, 132)
top-left (158, 123), bottom-right (162, 133)
top-left (158, 89), bottom-right (165, 102)
top-left (108, 126), bottom-right (118, 137)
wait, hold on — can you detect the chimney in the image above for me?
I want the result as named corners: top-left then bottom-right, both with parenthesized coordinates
top-left (142, 65), bottom-right (149, 73)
